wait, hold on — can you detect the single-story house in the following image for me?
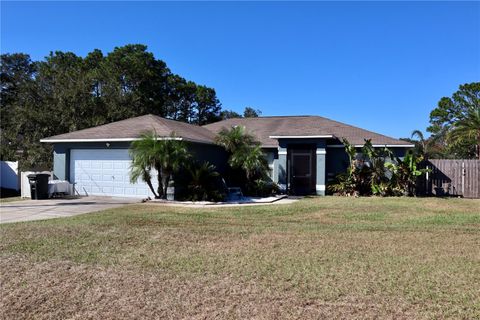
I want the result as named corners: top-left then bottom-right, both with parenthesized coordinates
top-left (41, 114), bottom-right (413, 198)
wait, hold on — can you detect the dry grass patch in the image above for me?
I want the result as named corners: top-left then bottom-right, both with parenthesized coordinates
top-left (1, 196), bottom-right (479, 319)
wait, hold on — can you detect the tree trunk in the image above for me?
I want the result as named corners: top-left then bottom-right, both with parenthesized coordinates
top-left (156, 169), bottom-right (163, 199)
top-left (146, 178), bottom-right (158, 199)
top-left (161, 171), bottom-right (171, 199)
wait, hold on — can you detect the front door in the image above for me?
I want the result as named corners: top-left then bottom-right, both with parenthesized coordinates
top-left (289, 147), bottom-right (316, 195)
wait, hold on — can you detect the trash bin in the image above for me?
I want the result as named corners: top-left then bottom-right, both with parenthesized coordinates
top-left (27, 173), bottom-right (50, 200)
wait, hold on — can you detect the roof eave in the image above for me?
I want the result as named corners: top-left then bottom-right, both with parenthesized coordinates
top-left (39, 137), bottom-right (214, 144)
top-left (269, 135), bottom-right (335, 139)
top-left (326, 144), bottom-right (415, 148)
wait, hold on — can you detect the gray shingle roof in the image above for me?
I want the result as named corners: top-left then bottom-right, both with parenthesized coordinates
top-left (203, 116), bottom-right (411, 147)
top-left (41, 114), bottom-right (216, 144)
top-left (42, 114), bottom-right (411, 148)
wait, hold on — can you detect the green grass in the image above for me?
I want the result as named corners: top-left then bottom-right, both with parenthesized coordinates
top-left (1, 196), bottom-right (479, 319)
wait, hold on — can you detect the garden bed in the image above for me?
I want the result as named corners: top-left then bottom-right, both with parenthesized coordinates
top-left (148, 194), bottom-right (291, 207)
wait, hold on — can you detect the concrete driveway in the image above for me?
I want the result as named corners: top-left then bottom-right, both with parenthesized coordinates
top-left (0, 196), bottom-right (139, 224)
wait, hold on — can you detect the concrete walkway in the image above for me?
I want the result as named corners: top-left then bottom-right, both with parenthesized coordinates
top-left (0, 196), bottom-right (139, 224)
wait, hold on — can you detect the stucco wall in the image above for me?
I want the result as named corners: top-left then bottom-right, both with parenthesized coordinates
top-left (51, 141), bottom-right (226, 182)
top-left (187, 143), bottom-right (228, 173)
top-left (262, 148), bottom-right (278, 181)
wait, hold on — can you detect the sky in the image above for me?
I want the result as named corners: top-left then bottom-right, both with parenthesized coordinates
top-left (1, 1), bottom-right (479, 139)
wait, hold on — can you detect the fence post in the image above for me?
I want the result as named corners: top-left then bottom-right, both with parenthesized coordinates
top-left (461, 161), bottom-right (465, 196)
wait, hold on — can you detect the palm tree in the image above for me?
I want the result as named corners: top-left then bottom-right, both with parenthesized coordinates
top-left (129, 153), bottom-right (158, 198)
top-left (156, 135), bottom-right (191, 198)
top-left (129, 131), bottom-right (191, 199)
top-left (447, 106), bottom-right (480, 159)
top-left (215, 126), bottom-right (270, 191)
top-left (411, 129), bottom-right (447, 160)
top-left (230, 144), bottom-right (269, 180)
top-left (187, 161), bottom-right (221, 201)
top-left (411, 130), bottom-right (427, 158)
top-left (129, 131), bottom-right (163, 197)
top-left (215, 126), bottom-right (256, 153)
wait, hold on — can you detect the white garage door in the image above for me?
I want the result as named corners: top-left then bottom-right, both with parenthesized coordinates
top-left (70, 149), bottom-right (157, 198)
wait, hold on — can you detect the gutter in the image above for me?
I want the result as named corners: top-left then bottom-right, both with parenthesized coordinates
top-left (40, 137), bottom-right (215, 145)
top-left (269, 135), bottom-right (335, 139)
top-left (326, 144), bottom-right (415, 148)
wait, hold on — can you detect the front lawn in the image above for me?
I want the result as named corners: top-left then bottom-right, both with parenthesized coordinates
top-left (1, 197), bottom-right (479, 319)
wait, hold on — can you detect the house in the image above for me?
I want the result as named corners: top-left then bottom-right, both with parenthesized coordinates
top-left (204, 116), bottom-right (413, 195)
top-left (40, 115), bottom-right (227, 198)
top-left (41, 114), bottom-right (413, 198)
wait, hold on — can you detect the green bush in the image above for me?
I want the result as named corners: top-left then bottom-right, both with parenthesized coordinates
top-left (246, 179), bottom-right (279, 197)
top-left (177, 161), bottom-right (226, 202)
top-left (329, 139), bottom-right (428, 197)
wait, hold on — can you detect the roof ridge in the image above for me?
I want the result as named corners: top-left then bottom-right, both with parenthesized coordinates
top-left (206, 115), bottom-right (403, 142)
top-left (307, 115), bottom-right (403, 142)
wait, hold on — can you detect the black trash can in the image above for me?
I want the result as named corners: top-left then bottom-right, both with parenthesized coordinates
top-left (27, 173), bottom-right (50, 200)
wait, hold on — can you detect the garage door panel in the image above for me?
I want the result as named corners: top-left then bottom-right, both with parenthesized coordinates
top-left (114, 162), bottom-right (125, 169)
top-left (102, 186), bottom-right (113, 193)
top-left (124, 188), bottom-right (136, 195)
top-left (91, 186), bottom-right (101, 193)
top-left (102, 162), bottom-right (113, 169)
top-left (79, 161), bottom-right (91, 169)
top-left (91, 162), bottom-right (102, 169)
top-left (70, 149), bottom-right (156, 198)
top-left (136, 189), bottom-right (148, 195)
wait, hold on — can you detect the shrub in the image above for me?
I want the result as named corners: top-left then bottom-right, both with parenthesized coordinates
top-left (329, 139), bottom-right (428, 197)
top-left (246, 178), bottom-right (279, 197)
top-left (177, 161), bottom-right (226, 202)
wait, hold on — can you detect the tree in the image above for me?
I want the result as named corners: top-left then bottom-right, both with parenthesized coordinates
top-left (0, 53), bottom-right (37, 161)
top-left (243, 107), bottom-right (261, 118)
top-left (1, 45), bottom-right (226, 168)
top-left (409, 130), bottom-right (445, 159)
top-left (215, 125), bottom-right (256, 153)
top-left (362, 140), bottom-right (393, 196)
top-left (165, 75), bottom-right (196, 122)
top-left (447, 106), bottom-right (480, 159)
top-left (129, 131), bottom-right (191, 199)
top-left (220, 107), bottom-right (263, 120)
top-left (220, 109), bottom-right (242, 119)
top-left (428, 82), bottom-right (480, 158)
top-left (191, 85), bottom-right (222, 125)
top-left (186, 161), bottom-right (223, 201)
top-left (229, 144), bottom-right (269, 180)
top-left (215, 126), bottom-right (270, 194)
top-left (129, 150), bottom-right (158, 198)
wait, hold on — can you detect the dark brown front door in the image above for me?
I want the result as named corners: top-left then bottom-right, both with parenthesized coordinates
top-left (289, 147), bottom-right (316, 195)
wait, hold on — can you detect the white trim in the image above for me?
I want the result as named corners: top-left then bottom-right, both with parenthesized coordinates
top-left (327, 144), bottom-right (414, 148)
top-left (278, 151), bottom-right (287, 155)
top-left (316, 150), bottom-right (327, 155)
top-left (40, 137), bottom-right (182, 143)
top-left (269, 135), bottom-right (334, 139)
top-left (40, 138), bottom-right (139, 143)
top-left (316, 184), bottom-right (326, 191)
top-left (40, 137), bottom-right (215, 145)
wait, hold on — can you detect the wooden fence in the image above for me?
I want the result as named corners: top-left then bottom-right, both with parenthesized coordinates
top-left (418, 159), bottom-right (480, 199)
